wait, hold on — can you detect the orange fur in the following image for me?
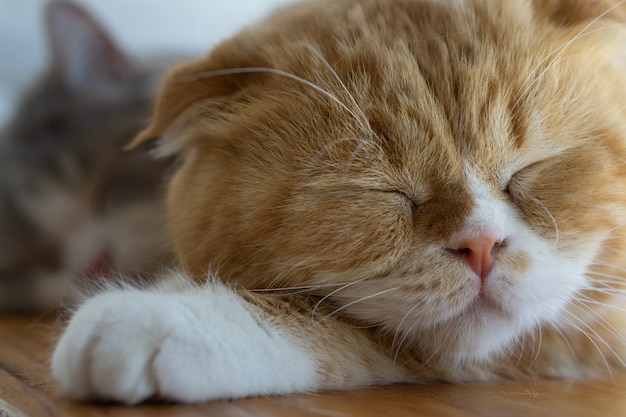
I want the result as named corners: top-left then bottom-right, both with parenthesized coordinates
top-left (135, 0), bottom-right (626, 383)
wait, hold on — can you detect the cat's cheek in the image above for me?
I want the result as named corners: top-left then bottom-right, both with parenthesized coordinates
top-left (52, 282), bottom-right (319, 404)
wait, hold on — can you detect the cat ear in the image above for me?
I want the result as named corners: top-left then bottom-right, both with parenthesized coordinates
top-left (128, 56), bottom-right (240, 148)
top-left (536, 0), bottom-right (626, 26)
top-left (46, 0), bottom-right (136, 91)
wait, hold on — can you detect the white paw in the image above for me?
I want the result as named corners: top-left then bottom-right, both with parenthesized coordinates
top-left (52, 283), bottom-right (317, 404)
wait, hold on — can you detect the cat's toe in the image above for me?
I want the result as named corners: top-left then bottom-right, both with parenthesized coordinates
top-left (52, 291), bottom-right (179, 404)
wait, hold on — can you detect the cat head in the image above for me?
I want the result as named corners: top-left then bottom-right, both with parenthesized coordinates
top-left (134, 0), bottom-right (626, 363)
top-left (0, 1), bottom-right (171, 279)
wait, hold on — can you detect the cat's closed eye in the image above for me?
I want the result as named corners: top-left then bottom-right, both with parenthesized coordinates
top-left (387, 190), bottom-right (419, 218)
top-left (503, 158), bottom-right (547, 196)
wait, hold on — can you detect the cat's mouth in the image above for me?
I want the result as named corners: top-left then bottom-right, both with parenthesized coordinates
top-left (469, 291), bottom-right (512, 319)
top-left (84, 248), bottom-right (113, 280)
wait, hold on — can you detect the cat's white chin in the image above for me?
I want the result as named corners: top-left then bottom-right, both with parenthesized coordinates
top-left (427, 263), bottom-right (588, 364)
top-left (429, 297), bottom-right (532, 364)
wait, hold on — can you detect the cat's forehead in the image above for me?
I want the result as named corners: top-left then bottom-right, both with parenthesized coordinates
top-left (267, 1), bottom-right (623, 176)
top-left (146, 0), bottom-right (626, 177)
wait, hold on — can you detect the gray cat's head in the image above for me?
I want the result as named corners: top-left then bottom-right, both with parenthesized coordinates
top-left (0, 1), bottom-right (174, 307)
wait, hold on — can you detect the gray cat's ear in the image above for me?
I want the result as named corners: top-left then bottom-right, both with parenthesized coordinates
top-left (46, 0), bottom-right (135, 91)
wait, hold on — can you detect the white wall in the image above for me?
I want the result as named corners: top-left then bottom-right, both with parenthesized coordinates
top-left (0, 0), bottom-right (296, 127)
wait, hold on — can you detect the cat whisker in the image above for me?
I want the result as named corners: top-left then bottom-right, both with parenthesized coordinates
top-left (562, 223), bottom-right (626, 251)
top-left (249, 282), bottom-right (367, 298)
top-left (583, 269), bottom-right (626, 281)
top-left (307, 136), bottom-right (382, 169)
top-left (585, 267), bottom-right (626, 278)
top-left (557, 312), bottom-right (617, 380)
top-left (514, 0), bottom-right (626, 109)
top-left (251, 283), bottom-right (358, 292)
top-left (311, 276), bottom-right (371, 319)
top-left (391, 322), bottom-right (441, 370)
top-left (390, 303), bottom-right (422, 361)
top-left (342, 140), bottom-right (369, 178)
top-left (528, 317), bottom-right (544, 369)
top-left (580, 276), bottom-right (626, 290)
top-left (244, 258), bottom-right (313, 290)
top-left (578, 293), bottom-right (626, 306)
top-left (546, 322), bottom-right (577, 363)
top-left (404, 342), bottom-right (441, 371)
top-left (516, 188), bottom-right (560, 247)
top-left (296, 41), bottom-right (376, 138)
top-left (513, 326), bottom-right (538, 369)
top-left (569, 300), bottom-right (626, 348)
top-left (584, 271), bottom-right (626, 285)
top-left (610, 153), bottom-right (626, 166)
top-left (591, 258), bottom-right (626, 275)
top-left (395, 314), bottom-right (444, 368)
top-left (179, 67), bottom-right (372, 136)
top-left (509, 332), bottom-right (524, 366)
top-left (577, 301), bottom-right (626, 321)
top-left (561, 308), bottom-right (625, 373)
top-left (317, 287), bottom-right (400, 323)
top-left (604, 221), bottom-right (626, 235)
top-left (581, 285), bottom-right (626, 298)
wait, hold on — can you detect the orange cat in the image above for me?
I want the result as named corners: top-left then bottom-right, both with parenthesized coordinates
top-left (53, 0), bottom-right (626, 404)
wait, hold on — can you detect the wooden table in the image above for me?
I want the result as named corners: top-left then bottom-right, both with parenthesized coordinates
top-left (2, 314), bottom-right (625, 417)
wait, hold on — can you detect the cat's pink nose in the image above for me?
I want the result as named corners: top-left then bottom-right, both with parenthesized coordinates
top-left (452, 234), bottom-right (503, 284)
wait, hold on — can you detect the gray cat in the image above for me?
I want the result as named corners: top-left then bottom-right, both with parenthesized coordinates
top-left (0, 1), bottom-right (174, 310)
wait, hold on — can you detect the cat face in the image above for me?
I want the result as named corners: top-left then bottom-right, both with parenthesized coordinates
top-left (0, 0), bottom-right (172, 296)
top-left (134, 0), bottom-right (626, 363)
top-left (2, 78), bottom-right (168, 270)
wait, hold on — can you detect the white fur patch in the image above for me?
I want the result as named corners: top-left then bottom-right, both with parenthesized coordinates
top-left (443, 169), bottom-right (588, 361)
top-left (345, 167), bottom-right (591, 365)
top-left (52, 277), bottom-right (319, 404)
top-left (449, 170), bottom-right (508, 247)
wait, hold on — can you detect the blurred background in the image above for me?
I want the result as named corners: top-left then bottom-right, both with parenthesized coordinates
top-left (0, 0), bottom-right (296, 128)
top-left (0, 0), bottom-right (299, 311)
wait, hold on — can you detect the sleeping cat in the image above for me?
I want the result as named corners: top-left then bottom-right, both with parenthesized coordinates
top-left (0, 1), bottom-right (173, 310)
top-left (53, 0), bottom-right (626, 404)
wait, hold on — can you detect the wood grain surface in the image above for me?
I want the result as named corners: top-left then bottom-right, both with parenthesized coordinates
top-left (1, 314), bottom-right (625, 417)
